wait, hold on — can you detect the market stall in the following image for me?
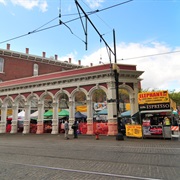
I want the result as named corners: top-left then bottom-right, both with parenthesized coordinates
top-left (138, 91), bottom-right (174, 139)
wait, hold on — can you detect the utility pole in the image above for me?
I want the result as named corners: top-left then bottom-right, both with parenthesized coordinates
top-left (113, 30), bottom-right (123, 140)
top-left (75, 0), bottom-right (124, 140)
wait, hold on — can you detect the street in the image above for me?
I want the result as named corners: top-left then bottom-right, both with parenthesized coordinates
top-left (0, 133), bottom-right (179, 180)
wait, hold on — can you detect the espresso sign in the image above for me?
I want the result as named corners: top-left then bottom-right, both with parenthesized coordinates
top-left (139, 103), bottom-right (170, 111)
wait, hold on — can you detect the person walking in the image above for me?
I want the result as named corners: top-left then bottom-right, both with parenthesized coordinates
top-left (64, 120), bottom-right (69, 139)
top-left (72, 120), bottom-right (78, 138)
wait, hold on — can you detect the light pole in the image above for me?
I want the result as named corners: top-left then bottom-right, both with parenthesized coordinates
top-left (112, 63), bottom-right (124, 140)
top-left (74, 0), bottom-right (124, 140)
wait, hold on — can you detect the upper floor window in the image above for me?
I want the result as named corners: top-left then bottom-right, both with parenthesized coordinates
top-left (33, 63), bottom-right (39, 76)
top-left (0, 58), bottom-right (4, 73)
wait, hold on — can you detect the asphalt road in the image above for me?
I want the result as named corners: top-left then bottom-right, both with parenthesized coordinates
top-left (0, 133), bottom-right (179, 180)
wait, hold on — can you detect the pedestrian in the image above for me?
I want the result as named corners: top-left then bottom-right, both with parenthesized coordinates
top-left (72, 120), bottom-right (78, 138)
top-left (64, 120), bottom-right (69, 139)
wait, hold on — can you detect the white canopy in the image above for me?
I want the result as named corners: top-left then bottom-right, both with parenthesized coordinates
top-left (8, 110), bottom-right (25, 120)
top-left (30, 111), bottom-right (38, 118)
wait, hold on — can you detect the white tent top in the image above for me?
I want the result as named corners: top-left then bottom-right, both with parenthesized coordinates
top-left (8, 110), bottom-right (25, 120)
top-left (30, 111), bottom-right (38, 118)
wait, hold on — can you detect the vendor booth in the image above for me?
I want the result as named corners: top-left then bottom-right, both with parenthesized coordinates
top-left (138, 91), bottom-right (176, 139)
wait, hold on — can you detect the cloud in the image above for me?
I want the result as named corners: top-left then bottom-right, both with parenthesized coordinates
top-left (85, 0), bottom-right (105, 9)
top-left (0, 0), bottom-right (6, 5)
top-left (10, 0), bottom-right (48, 12)
top-left (81, 42), bottom-right (180, 92)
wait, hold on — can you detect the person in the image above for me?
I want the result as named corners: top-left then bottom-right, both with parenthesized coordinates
top-left (164, 117), bottom-right (170, 126)
top-left (72, 120), bottom-right (78, 138)
top-left (64, 120), bottom-right (69, 139)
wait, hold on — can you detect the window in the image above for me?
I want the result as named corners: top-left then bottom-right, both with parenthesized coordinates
top-left (0, 58), bottom-right (4, 72)
top-left (33, 63), bottom-right (39, 76)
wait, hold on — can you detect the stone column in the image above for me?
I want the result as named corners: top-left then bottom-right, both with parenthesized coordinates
top-left (68, 100), bottom-right (75, 134)
top-left (51, 102), bottom-right (59, 134)
top-left (0, 106), bottom-right (7, 133)
top-left (107, 81), bottom-right (118, 135)
top-left (86, 99), bottom-right (93, 135)
top-left (133, 82), bottom-right (139, 114)
top-left (23, 104), bottom-right (31, 134)
top-left (36, 103), bottom-right (44, 134)
top-left (10, 105), bottom-right (18, 134)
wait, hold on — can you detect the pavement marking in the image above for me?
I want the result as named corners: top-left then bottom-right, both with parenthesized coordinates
top-left (89, 145), bottom-right (180, 150)
top-left (0, 160), bottom-right (163, 180)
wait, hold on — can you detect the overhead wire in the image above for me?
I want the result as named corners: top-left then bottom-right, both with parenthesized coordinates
top-left (118, 50), bottom-right (180, 61)
top-left (0, 0), bottom-right (133, 44)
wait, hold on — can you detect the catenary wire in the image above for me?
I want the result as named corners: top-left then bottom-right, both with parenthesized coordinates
top-left (0, 0), bottom-right (132, 44)
top-left (118, 50), bottom-right (180, 61)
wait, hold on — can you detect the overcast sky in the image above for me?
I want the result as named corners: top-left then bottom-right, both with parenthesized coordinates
top-left (0, 0), bottom-right (179, 92)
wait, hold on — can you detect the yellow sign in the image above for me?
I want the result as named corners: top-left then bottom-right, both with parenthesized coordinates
top-left (0, 109), bottom-right (12, 116)
top-left (125, 125), bottom-right (142, 138)
top-left (138, 91), bottom-right (169, 104)
top-left (76, 105), bottom-right (87, 112)
top-left (126, 103), bottom-right (130, 110)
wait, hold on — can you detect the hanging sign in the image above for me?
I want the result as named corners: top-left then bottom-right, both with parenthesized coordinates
top-left (125, 125), bottom-right (142, 138)
top-left (138, 91), bottom-right (169, 104)
top-left (139, 103), bottom-right (171, 111)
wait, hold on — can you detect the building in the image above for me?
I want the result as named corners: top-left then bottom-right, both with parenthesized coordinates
top-left (0, 44), bottom-right (144, 135)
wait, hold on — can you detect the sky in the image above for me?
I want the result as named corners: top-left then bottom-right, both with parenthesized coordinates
top-left (0, 0), bottom-right (180, 92)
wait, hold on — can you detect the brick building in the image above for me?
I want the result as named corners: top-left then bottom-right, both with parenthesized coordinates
top-left (0, 43), bottom-right (82, 82)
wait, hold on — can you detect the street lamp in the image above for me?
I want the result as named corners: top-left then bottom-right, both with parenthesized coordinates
top-left (74, 0), bottom-right (124, 140)
top-left (113, 64), bottom-right (124, 140)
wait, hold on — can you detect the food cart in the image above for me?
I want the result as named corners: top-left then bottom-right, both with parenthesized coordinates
top-left (138, 91), bottom-right (173, 139)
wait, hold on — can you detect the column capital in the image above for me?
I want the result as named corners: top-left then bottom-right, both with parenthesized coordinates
top-left (37, 103), bottom-right (43, 108)
top-left (24, 104), bottom-right (30, 109)
top-left (12, 105), bottom-right (18, 110)
top-left (51, 102), bottom-right (58, 107)
top-left (68, 101), bottom-right (74, 107)
top-left (1, 106), bottom-right (6, 111)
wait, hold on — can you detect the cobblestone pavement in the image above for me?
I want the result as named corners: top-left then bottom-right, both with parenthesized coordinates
top-left (0, 133), bottom-right (179, 180)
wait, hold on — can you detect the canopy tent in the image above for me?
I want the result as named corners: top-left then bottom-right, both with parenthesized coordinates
top-left (30, 111), bottom-right (38, 118)
top-left (97, 108), bottom-right (107, 115)
top-left (44, 109), bottom-right (53, 117)
top-left (8, 110), bottom-right (25, 120)
top-left (172, 110), bottom-right (178, 115)
top-left (121, 110), bottom-right (131, 117)
top-left (131, 111), bottom-right (140, 123)
top-left (75, 111), bottom-right (87, 119)
top-left (58, 109), bottom-right (69, 117)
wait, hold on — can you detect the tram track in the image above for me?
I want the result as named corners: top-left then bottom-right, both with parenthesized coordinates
top-left (0, 147), bottom-right (179, 168)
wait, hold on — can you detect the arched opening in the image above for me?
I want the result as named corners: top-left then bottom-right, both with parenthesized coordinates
top-left (92, 89), bottom-right (108, 135)
top-left (29, 96), bottom-right (38, 134)
top-left (43, 94), bottom-right (53, 133)
top-left (74, 90), bottom-right (87, 135)
top-left (17, 98), bottom-right (25, 133)
top-left (58, 93), bottom-right (69, 134)
top-left (4, 99), bottom-right (13, 133)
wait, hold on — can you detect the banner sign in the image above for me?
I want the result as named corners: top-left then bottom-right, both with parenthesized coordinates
top-left (139, 103), bottom-right (170, 111)
top-left (138, 91), bottom-right (169, 104)
top-left (125, 125), bottom-right (142, 138)
top-left (143, 126), bottom-right (163, 136)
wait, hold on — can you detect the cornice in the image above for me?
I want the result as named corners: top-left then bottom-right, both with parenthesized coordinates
top-left (0, 69), bottom-right (143, 96)
top-left (0, 48), bottom-right (83, 69)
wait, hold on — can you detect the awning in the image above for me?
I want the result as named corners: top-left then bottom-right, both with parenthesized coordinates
top-left (140, 109), bottom-right (172, 114)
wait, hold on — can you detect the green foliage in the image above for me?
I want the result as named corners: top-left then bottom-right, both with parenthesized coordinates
top-left (169, 91), bottom-right (180, 106)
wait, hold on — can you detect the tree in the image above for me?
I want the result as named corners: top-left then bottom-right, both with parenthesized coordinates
top-left (169, 91), bottom-right (180, 106)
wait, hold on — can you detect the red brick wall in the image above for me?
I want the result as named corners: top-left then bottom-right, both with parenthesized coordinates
top-left (0, 55), bottom-right (73, 81)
